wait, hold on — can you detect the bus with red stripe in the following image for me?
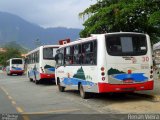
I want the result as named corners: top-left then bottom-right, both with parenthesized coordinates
top-left (6, 58), bottom-right (24, 75)
top-left (26, 45), bottom-right (60, 84)
top-left (55, 32), bottom-right (154, 99)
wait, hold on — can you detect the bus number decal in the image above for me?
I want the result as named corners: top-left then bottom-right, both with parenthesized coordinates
top-left (142, 57), bottom-right (149, 62)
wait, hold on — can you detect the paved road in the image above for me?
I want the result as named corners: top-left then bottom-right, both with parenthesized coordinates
top-left (135, 70), bottom-right (160, 100)
top-left (0, 88), bottom-right (17, 113)
top-left (0, 73), bottom-right (160, 120)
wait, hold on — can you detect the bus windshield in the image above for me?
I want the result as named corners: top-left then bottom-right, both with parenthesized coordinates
top-left (43, 47), bottom-right (58, 60)
top-left (12, 59), bottom-right (23, 64)
top-left (106, 34), bottom-right (147, 56)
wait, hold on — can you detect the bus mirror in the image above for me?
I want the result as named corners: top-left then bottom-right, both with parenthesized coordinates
top-left (55, 53), bottom-right (63, 64)
top-left (55, 54), bottom-right (59, 62)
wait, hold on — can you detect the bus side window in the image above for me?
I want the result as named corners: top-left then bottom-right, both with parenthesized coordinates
top-left (31, 54), bottom-right (34, 64)
top-left (55, 53), bottom-right (64, 66)
top-left (37, 52), bottom-right (39, 63)
top-left (33, 53), bottom-right (35, 63)
top-left (25, 57), bottom-right (29, 64)
top-left (73, 45), bottom-right (81, 64)
top-left (64, 47), bottom-right (73, 65)
top-left (82, 41), bottom-right (96, 65)
top-left (93, 40), bottom-right (97, 64)
top-left (55, 48), bottom-right (64, 66)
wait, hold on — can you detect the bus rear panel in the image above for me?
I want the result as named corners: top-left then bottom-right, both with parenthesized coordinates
top-left (26, 45), bottom-right (59, 83)
top-left (7, 58), bottom-right (24, 75)
top-left (98, 33), bottom-right (153, 93)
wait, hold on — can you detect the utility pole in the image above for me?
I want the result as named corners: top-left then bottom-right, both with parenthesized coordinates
top-left (34, 38), bottom-right (41, 48)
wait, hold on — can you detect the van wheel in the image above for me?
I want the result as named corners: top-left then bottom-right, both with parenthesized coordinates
top-left (79, 84), bottom-right (90, 99)
top-left (58, 83), bottom-right (65, 92)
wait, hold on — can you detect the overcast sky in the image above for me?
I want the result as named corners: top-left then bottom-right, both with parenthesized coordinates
top-left (0, 0), bottom-right (96, 28)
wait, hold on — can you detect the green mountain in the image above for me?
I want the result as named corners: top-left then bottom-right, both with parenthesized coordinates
top-left (108, 68), bottom-right (125, 75)
top-left (73, 67), bottom-right (86, 80)
top-left (2, 41), bottom-right (28, 53)
top-left (0, 12), bottom-right (81, 49)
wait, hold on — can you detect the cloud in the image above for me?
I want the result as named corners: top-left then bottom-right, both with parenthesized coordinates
top-left (0, 0), bottom-right (96, 28)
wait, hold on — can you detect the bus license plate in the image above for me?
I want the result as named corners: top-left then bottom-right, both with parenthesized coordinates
top-left (123, 79), bottom-right (133, 83)
top-left (122, 88), bottom-right (135, 91)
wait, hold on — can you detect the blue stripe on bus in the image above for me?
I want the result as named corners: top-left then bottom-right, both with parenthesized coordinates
top-left (12, 67), bottom-right (22, 70)
top-left (113, 73), bottom-right (148, 82)
top-left (62, 78), bottom-right (95, 86)
top-left (46, 68), bottom-right (55, 72)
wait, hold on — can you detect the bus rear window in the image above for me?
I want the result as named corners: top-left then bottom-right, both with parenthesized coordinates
top-left (106, 34), bottom-right (147, 56)
top-left (43, 47), bottom-right (58, 60)
top-left (12, 59), bottom-right (23, 64)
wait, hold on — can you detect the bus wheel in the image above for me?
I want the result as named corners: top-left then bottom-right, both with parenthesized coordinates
top-left (34, 74), bottom-right (39, 84)
top-left (58, 84), bottom-right (65, 92)
top-left (28, 73), bottom-right (32, 82)
top-left (29, 78), bottom-right (33, 82)
top-left (29, 77), bottom-right (33, 82)
top-left (79, 84), bottom-right (90, 99)
top-left (35, 80), bottom-right (39, 84)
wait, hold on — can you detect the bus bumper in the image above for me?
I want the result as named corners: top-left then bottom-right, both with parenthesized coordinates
top-left (40, 73), bottom-right (55, 79)
top-left (10, 70), bottom-right (24, 75)
top-left (98, 81), bottom-right (154, 93)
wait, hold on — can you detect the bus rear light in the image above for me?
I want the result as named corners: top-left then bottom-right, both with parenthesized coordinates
top-left (128, 70), bottom-right (132, 74)
top-left (150, 75), bottom-right (153, 79)
top-left (102, 77), bottom-right (105, 81)
top-left (150, 70), bottom-right (153, 74)
top-left (101, 72), bottom-right (105, 76)
top-left (115, 88), bottom-right (121, 91)
top-left (151, 66), bottom-right (153, 69)
top-left (101, 67), bottom-right (105, 71)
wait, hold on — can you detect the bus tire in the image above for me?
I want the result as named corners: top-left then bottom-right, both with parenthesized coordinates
top-left (79, 84), bottom-right (90, 99)
top-left (35, 80), bottom-right (39, 84)
top-left (34, 72), bottom-right (39, 84)
top-left (58, 83), bottom-right (65, 92)
top-left (57, 78), bottom-right (65, 92)
top-left (28, 72), bottom-right (32, 82)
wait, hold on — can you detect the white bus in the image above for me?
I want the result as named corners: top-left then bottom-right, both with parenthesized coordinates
top-left (6, 58), bottom-right (24, 75)
top-left (55, 32), bottom-right (154, 99)
top-left (26, 45), bottom-right (60, 84)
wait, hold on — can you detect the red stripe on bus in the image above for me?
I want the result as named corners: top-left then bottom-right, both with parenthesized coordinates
top-left (40, 73), bottom-right (55, 79)
top-left (98, 81), bottom-right (153, 93)
top-left (10, 70), bottom-right (24, 74)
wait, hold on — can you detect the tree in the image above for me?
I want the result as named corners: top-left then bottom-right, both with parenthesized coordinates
top-left (79, 0), bottom-right (160, 44)
top-left (3, 41), bottom-right (28, 53)
top-left (0, 48), bottom-right (21, 66)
